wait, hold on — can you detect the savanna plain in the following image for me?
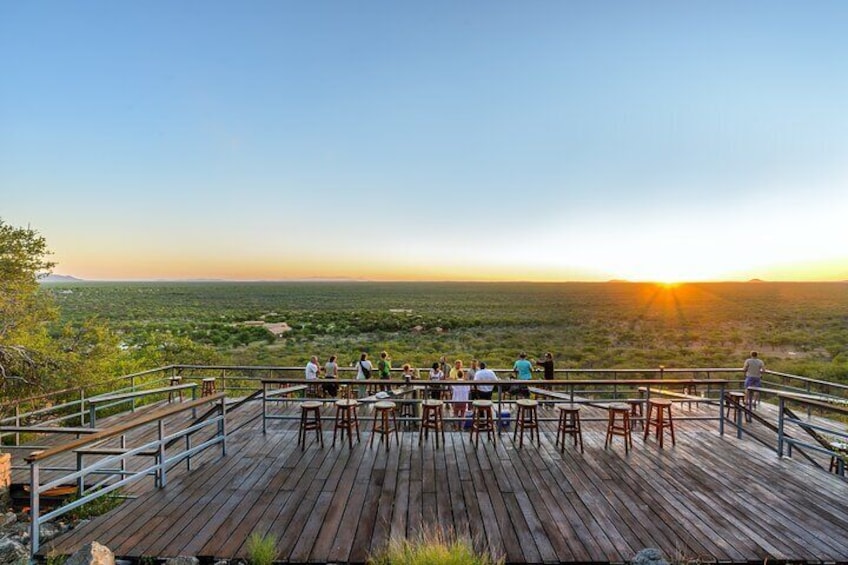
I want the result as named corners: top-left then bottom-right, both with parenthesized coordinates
top-left (45, 281), bottom-right (848, 381)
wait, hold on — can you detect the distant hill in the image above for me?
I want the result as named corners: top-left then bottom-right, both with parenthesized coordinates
top-left (39, 274), bottom-right (84, 283)
top-left (748, 278), bottom-right (766, 283)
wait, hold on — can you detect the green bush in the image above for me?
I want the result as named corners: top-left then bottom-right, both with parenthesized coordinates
top-left (369, 527), bottom-right (503, 565)
top-left (246, 532), bottom-right (279, 565)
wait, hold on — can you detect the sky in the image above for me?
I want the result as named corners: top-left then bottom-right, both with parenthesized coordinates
top-left (2, 1), bottom-right (847, 282)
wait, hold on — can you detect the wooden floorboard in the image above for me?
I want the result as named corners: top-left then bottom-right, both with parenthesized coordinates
top-left (37, 400), bottom-right (848, 564)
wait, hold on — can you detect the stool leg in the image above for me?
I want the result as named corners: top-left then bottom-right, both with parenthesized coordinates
top-left (656, 409), bottom-right (664, 448)
top-left (605, 412), bottom-right (613, 449)
top-left (667, 406), bottom-right (675, 446)
top-left (576, 413), bottom-right (584, 453)
top-left (317, 410), bottom-right (324, 447)
top-left (393, 409), bottom-right (399, 446)
top-left (370, 410), bottom-right (379, 448)
top-left (624, 414), bottom-right (631, 453)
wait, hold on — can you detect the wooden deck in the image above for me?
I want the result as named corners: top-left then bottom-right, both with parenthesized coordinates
top-left (39, 400), bottom-right (848, 564)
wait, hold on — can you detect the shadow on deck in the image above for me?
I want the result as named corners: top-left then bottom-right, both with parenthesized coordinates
top-left (38, 400), bottom-right (848, 564)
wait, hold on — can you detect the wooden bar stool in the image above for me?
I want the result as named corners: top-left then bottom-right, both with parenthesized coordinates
top-left (298, 401), bottom-right (324, 450)
top-left (398, 400), bottom-right (417, 430)
top-left (555, 404), bottom-right (583, 453)
top-left (644, 398), bottom-right (675, 448)
top-left (201, 378), bottom-right (216, 397)
top-left (419, 399), bottom-right (446, 448)
top-left (725, 391), bottom-right (746, 423)
top-left (333, 399), bottom-right (360, 448)
top-left (470, 400), bottom-right (496, 447)
top-left (513, 399), bottom-right (539, 448)
top-left (168, 376), bottom-right (183, 403)
top-left (626, 399), bottom-right (644, 430)
top-left (605, 403), bottom-right (633, 453)
top-left (370, 401), bottom-right (400, 450)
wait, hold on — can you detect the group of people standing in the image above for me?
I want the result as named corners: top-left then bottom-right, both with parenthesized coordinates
top-left (304, 351), bottom-right (556, 417)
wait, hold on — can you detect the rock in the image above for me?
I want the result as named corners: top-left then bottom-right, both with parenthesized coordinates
top-left (65, 541), bottom-right (115, 565)
top-left (40, 522), bottom-right (63, 543)
top-left (0, 538), bottom-right (27, 565)
top-left (165, 557), bottom-right (199, 565)
top-left (213, 560), bottom-right (228, 565)
top-left (631, 548), bottom-right (669, 565)
top-left (0, 513), bottom-right (15, 528)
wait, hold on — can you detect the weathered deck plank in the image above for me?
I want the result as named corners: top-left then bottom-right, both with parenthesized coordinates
top-left (38, 401), bottom-right (848, 564)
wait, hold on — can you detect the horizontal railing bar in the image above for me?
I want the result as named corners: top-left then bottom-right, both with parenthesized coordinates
top-left (26, 394), bottom-right (224, 463)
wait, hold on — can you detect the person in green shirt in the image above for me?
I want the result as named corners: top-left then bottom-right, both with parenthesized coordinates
top-left (512, 352), bottom-right (533, 398)
top-left (377, 350), bottom-right (392, 392)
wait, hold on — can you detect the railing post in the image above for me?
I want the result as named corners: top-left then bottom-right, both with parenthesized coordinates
top-left (220, 397), bottom-right (228, 456)
top-left (76, 452), bottom-right (85, 495)
top-left (736, 394), bottom-right (743, 439)
top-left (80, 388), bottom-right (86, 427)
top-left (262, 382), bottom-right (267, 434)
top-left (191, 385), bottom-right (197, 418)
top-left (497, 383), bottom-right (503, 436)
top-left (718, 383), bottom-right (725, 436)
top-left (131, 375), bottom-right (137, 413)
top-left (777, 396), bottom-right (785, 457)
top-left (157, 420), bottom-right (166, 488)
top-left (806, 381), bottom-right (812, 419)
top-left (30, 462), bottom-right (40, 556)
top-left (89, 403), bottom-right (97, 428)
top-left (186, 434), bottom-right (192, 471)
top-left (14, 404), bottom-right (20, 446)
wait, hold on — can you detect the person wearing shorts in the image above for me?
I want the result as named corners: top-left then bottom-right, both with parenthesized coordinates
top-left (743, 351), bottom-right (765, 418)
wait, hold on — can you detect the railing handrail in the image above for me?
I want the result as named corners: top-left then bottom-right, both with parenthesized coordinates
top-left (25, 393), bottom-right (224, 463)
top-left (766, 369), bottom-right (848, 393)
top-left (260, 377), bottom-right (730, 386)
top-left (87, 383), bottom-right (197, 404)
top-left (0, 365), bottom-right (177, 410)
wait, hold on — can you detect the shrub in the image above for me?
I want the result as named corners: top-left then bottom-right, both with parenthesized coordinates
top-left (368, 526), bottom-right (503, 565)
top-left (246, 532), bottom-right (279, 565)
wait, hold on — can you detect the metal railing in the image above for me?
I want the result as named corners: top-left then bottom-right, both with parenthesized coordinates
top-left (25, 393), bottom-right (226, 555)
top-left (777, 392), bottom-right (848, 475)
top-left (259, 376), bottom-right (731, 435)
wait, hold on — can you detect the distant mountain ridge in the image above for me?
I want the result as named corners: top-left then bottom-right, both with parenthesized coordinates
top-left (39, 274), bottom-right (84, 282)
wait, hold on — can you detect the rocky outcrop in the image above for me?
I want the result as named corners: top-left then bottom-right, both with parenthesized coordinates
top-left (0, 537), bottom-right (27, 565)
top-left (64, 541), bottom-right (115, 565)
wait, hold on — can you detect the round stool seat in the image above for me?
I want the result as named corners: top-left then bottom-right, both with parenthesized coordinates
top-left (648, 398), bottom-right (673, 407)
top-left (516, 399), bottom-right (538, 408)
top-left (609, 403), bottom-right (631, 412)
top-left (555, 403), bottom-right (580, 412)
top-left (422, 399), bottom-right (444, 408)
top-left (302, 401), bottom-right (323, 410)
top-left (472, 400), bottom-right (493, 409)
top-left (375, 400), bottom-right (396, 410)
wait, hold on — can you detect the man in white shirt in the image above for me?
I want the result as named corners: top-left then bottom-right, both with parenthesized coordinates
top-left (305, 355), bottom-right (320, 397)
top-left (472, 361), bottom-right (499, 401)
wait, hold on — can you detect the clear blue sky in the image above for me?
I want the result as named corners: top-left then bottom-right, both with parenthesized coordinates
top-left (2, 1), bottom-right (847, 281)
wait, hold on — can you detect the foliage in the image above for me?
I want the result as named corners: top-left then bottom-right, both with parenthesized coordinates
top-left (66, 488), bottom-right (125, 520)
top-left (246, 532), bottom-right (279, 565)
top-left (0, 219), bottom-right (56, 391)
top-left (368, 526), bottom-right (504, 565)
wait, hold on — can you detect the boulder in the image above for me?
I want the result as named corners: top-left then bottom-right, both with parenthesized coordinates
top-left (65, 541), bottom-right (115, 565)
top-left (0, 538), bottom-right (27, 565)
top-left (631, 548), bottom-right (669, 565)
top-left (165, 557), bottom-right (199, 565)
